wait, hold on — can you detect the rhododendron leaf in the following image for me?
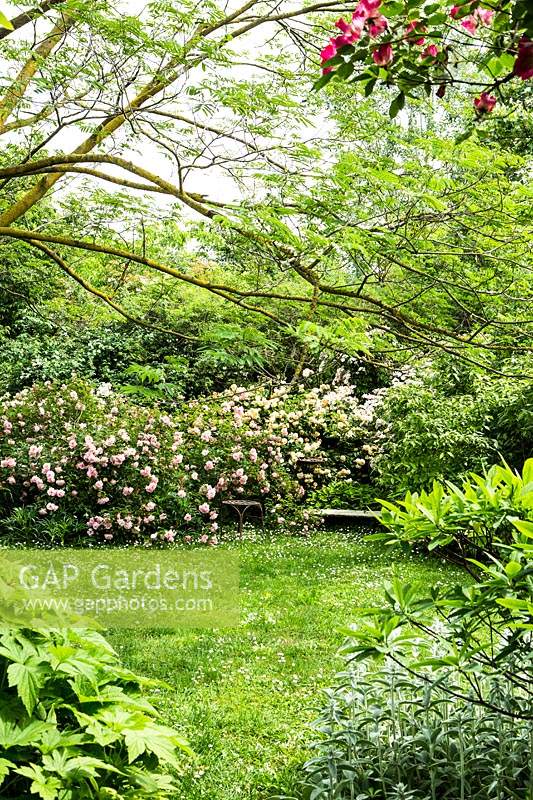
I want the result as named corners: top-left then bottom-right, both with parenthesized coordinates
top-left (364, 77), bottom-right (377, 95)
top-left (313, 72), bottom-right (334, 91)
top-left (389, 91), bottom-right (405, 117)
top-left (454, 127), bottom-right (475, 144)
top-left (337, 61), bottom-right (355, 79)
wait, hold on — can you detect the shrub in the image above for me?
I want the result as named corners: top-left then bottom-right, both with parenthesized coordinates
top-left (308, 481), bottom-right (378, 510)
top-left (365, 364), bottom-right (533, 496)
top-left (304, 657), bottom-right (532, 800)
top-left (376, 459), bottom-right (533, 561)
top-left (303, 463), bottom-right (533, 800)
top-left (0, 625), bottom-right (190, 799)
top-left (0, 378), bottom-right (370, 544)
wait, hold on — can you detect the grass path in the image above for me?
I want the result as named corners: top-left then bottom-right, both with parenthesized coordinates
top-left (109, 531), bottom-right (464, 800)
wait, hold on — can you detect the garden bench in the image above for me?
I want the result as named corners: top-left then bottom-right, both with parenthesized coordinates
top-left (222, 499), bottom-right (265, 539)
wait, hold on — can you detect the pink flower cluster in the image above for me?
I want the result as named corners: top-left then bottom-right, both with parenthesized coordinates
top-left (450, 2), bottom-right (494, 34)
top-left (321, 0), bottom-right (389, 74)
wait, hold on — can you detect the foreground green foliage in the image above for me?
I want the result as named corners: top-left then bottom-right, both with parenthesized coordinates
top-left (377, 458), bottom-right (533, 559)
top-left (0, 626), bottom-right (190, 799)
top-left (305, 658), bottom-right (532, 800)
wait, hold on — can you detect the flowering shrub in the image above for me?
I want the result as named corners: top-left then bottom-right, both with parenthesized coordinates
top-left (0, 378), bottom-right (373, 544)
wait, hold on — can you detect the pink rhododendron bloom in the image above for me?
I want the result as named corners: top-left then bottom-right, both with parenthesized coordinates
top-left (199, 503), bottom-right (210, 514)
top-left (421, 44), bottom-right (439, 58)
top-left (164, 530), bottom-right (175, 542)
top-left (122, 486), bottom-right (134, 496)
top-left (1, 457), bottom-right (16, 468)
top-left (86, 465), bottom-right (98, 479)
top-left (7, 476), bottom-right (16, 485)
top-left (28, 445), bottom-right (42, 459)
top-left (145, 501), bottom-right (156, 511)
top-left (46, 502), bottom-right (58, 512)
top-left (474, 92), bottom-right (497, 113)
top-left (140, 466), bottom-right (151, 477)
top-left (450, 3), bottom-right (465, 17)
top-left (405, 20), bottom-right (426, 45)
top-left (200, 534), bottom-right (209, 544)
top-left (104, 533), bottom-right (113, 541)
top-left (372, 42), bottom-right (393, 65)
top-left (320, 41), bottom-right (337, 63)
top-left (204, 460), bottom-right (214, 471)
top-left (97, 496), bottom-right (110, 505)
top-left (145, 477), bottom-right (158, 493)
top-left (475, 7), bottom-right (494, 25)
top-left (94, 480), bottom-right (104, 490)
top-left (45, 470), bottom-right (55, 483)
top-left (177, 488), bottom-right (187, 498)
top-left (460, 15), bottom-right (477, 33)
top-left (368, 13), bottom-right (388, 37)
top-left (184, 514), bottom-right (192, 522)
top-left (333, 15), bottom-right (363, 47)
top-left (206, 485), bottom-right (217, 500)
top-left (191, 471), bottom-right (199, 480)
top-left (514, 37), bottom-right (533, 80)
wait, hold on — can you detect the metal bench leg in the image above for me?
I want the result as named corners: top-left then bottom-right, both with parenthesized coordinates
top-left (237, 507), bottom-right (245, 540)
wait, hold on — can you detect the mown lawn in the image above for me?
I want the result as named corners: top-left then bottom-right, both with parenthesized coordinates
top-left (109, 530), bottom-right (464, 800)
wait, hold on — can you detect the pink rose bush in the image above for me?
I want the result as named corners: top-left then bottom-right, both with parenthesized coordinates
top-left (0, 378), bottom-right (374, 544)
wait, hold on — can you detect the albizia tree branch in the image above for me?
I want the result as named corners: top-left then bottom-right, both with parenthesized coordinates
top-left (0, 0), bottom-right (530, 376)
top-left (1, 225), bottom-right (531, 369)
